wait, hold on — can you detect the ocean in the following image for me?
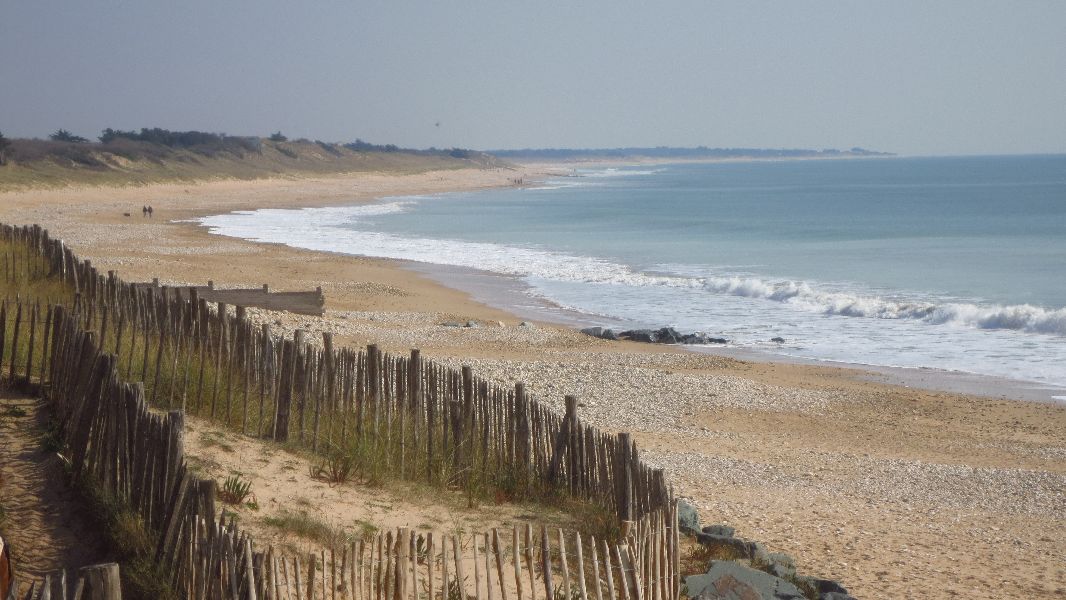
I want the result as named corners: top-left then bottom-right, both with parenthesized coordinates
top-left (199, 156), bottom-right (1066, 396)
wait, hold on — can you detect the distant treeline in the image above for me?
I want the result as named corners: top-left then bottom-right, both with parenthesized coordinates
top-left (488, 146), bottom-right (893, 160)
top-left (0, 127), bottom-right (483, 168)
top-left (99, 127), bottom-right (262, 150)
top-left (344, 138), bottom-right (475, 158)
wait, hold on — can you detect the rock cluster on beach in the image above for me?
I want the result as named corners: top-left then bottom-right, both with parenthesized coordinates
top-left (581, 326), bottom-right (728, 345)
top-left (680, 501), bottom-right (857, 600)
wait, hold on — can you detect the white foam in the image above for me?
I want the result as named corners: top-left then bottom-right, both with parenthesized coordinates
top-left (200, 202), bottom-right (1066, 337)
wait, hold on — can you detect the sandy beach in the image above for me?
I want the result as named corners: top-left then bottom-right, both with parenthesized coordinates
top-left (2, 168), bottom-right (1064, 599)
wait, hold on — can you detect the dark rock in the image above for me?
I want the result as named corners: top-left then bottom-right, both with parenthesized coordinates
top-left (465, 320), bottom-right (479, 328)
top-left (812, 579), bottom-right (850, 595)
top-left (687, 561), bottom-right (806, 600)
top-left (696, 533), bottom-right (770, 565)
top-left (749, 541), bottom-right (771, 565)
top-left (819, 593), bottom-right (857, 600)
top-left (580, 326), bottom-right (618, 341)
top-left (619, 329), bottom-right (658, 343)
top-left (768, 562), bottom-right (795, 580)
top-left (771, 337), bottom-right (786, 343)
top-left (766, 553), bottom-right (796, 579)
top-left (695, 533), bottom-right (750, 559)
top-left (655, 327), bottom-right (683, 344)
top-left (613, 327), bottom-right (728, 345)
top-left (677, 500), bottom-right (700, 535)
top-left (701, 524), bottom-right (736, 538)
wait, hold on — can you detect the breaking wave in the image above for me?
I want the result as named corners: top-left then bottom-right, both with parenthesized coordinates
top-left (199, 201), bottom-right (1066, 337)
top-left (695, 275), bottom-right (1066, 335)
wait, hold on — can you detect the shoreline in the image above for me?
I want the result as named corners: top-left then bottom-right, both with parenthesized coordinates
top-left (401, 249), bottom-right (1066, 404)
top-left (2, 168), bottom-right (1064, 599)
top-left (189, 171), bottom-right (1066, 405)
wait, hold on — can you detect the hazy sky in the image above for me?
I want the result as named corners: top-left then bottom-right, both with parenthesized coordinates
top-left (2, 1), bottom-right (1064, 155)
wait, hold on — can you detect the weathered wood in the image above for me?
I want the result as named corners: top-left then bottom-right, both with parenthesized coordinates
top-left (559, 529), bottom-right (571, 600)
top-left (275, 339), bottom-right (295, 442)
top-left (80, 563), bottom-right (122, 600)
top-left (574, 533), bottom-right (590, 600)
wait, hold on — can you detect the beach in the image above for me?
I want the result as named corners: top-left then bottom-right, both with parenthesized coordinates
top-left (2, 168), bottom-right (1064, 599)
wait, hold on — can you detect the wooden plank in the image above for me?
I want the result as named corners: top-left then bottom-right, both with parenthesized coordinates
top-left (590, 539), bottom-right (604, 600)
top-left (483, 533), bottom-right (494, 600)
top-left (450, 535), bottom-right (466, 600)
top-left (574, 533), bottom-right (589, 600)
top-left (540, 526), bottom-right (552, 600)
top-left (491, 529), bottom-right (508, 600)
top-left (512, 526), bottom-right (524, 600)
top-left (80, 563), bottom-right (122, 600)
top-left (558, 529), bottom-right (571, 600)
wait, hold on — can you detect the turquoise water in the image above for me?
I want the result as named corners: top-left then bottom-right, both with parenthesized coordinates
top-left (200, 156), bottom-right (1066, 390)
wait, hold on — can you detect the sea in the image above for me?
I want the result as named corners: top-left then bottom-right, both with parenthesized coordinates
top-left (199, 156), bottom-right (1066, 400)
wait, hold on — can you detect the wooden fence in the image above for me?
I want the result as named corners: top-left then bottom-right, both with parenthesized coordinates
top-left (133, 280), bottom-right (325, 317)
top-left (0, 223), bottom-right (680, 600)
top-left (1, 222), bottom-right (672, 524)
top-left (11, 563), bottom-right (123, 600)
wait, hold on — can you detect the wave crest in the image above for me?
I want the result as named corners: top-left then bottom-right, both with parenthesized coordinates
top-left (199, 203), bottom-right (1066, 337)
top-left (697, 275), bottom-right (1066, 335)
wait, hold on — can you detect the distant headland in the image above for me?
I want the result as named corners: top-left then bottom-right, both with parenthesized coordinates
top-left (486, 145), bottom-right (894, 161)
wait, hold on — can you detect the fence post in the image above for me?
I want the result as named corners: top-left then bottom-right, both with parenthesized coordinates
top-left (547, 396), bottom-right (578, 490)
top-left (79, 562), bottom-right (122, 600)
top-left (619, 433), bottom-right (634, 522)
top-left (275, 339), bottom-right (295, 442)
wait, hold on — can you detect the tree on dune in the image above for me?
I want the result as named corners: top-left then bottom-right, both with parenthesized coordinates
top-left (268, 131), bottom-right (287, 142)
top-left (0, 131), bottom-right (10, 165)
top-left (49, 129), bottom-right (89, 143)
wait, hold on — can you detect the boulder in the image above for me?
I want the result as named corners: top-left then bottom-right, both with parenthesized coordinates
top-left (749, 542), bottom-right (771, 565)
top-left (792, 577), bottom-right (854, 600)
top-left (677, 500), bottom-right (701, 535)
top-left (580, 326), bottom-right (619, 341)
top-left (702, 524), bottom-right (736, 538)
top-left (812, 579), bottom-right (851, 595)
top-left (694, 534), bottom-right (750, 559)
top-left (771, 337), bottom-right (786, 343)
top-left (696, 534), bottom-right (769, 564)
top-left (765, 552), bottom-right (796, 580)
top-left (465, 320), bottom-right (479, 328)
top-left (655, 327), bottom-right (683, 344)
top-left (619, 329), bottom-right (658, 343)
top-left (687, 561), bottom-right (806, 600)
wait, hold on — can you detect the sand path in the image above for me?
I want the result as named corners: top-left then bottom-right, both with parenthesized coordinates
top-left (0, 391), bottom-right (106, 592)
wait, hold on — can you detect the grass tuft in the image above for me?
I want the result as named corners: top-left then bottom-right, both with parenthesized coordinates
top-left (262, 509), bottom-right (350, 547)
top-left (218, 473), bottom-right (252, 505)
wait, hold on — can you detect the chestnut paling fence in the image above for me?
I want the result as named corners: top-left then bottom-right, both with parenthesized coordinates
top-left (0, 223), bottom-right (679, 600)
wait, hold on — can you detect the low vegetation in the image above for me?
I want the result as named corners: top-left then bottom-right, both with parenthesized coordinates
top-left (262, 509), bottom-right (354, 548)
top-left (0, 127), bottom-right (505, 189)
top-left (218, 473), bottom-right (253, 505)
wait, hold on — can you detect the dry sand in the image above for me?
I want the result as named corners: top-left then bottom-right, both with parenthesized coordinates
top-left (1, 170), bottom-right (1064, 599)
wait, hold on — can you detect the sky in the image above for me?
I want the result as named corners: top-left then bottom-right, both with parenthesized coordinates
top-left (1, 1), bottom-right (1064, 155)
